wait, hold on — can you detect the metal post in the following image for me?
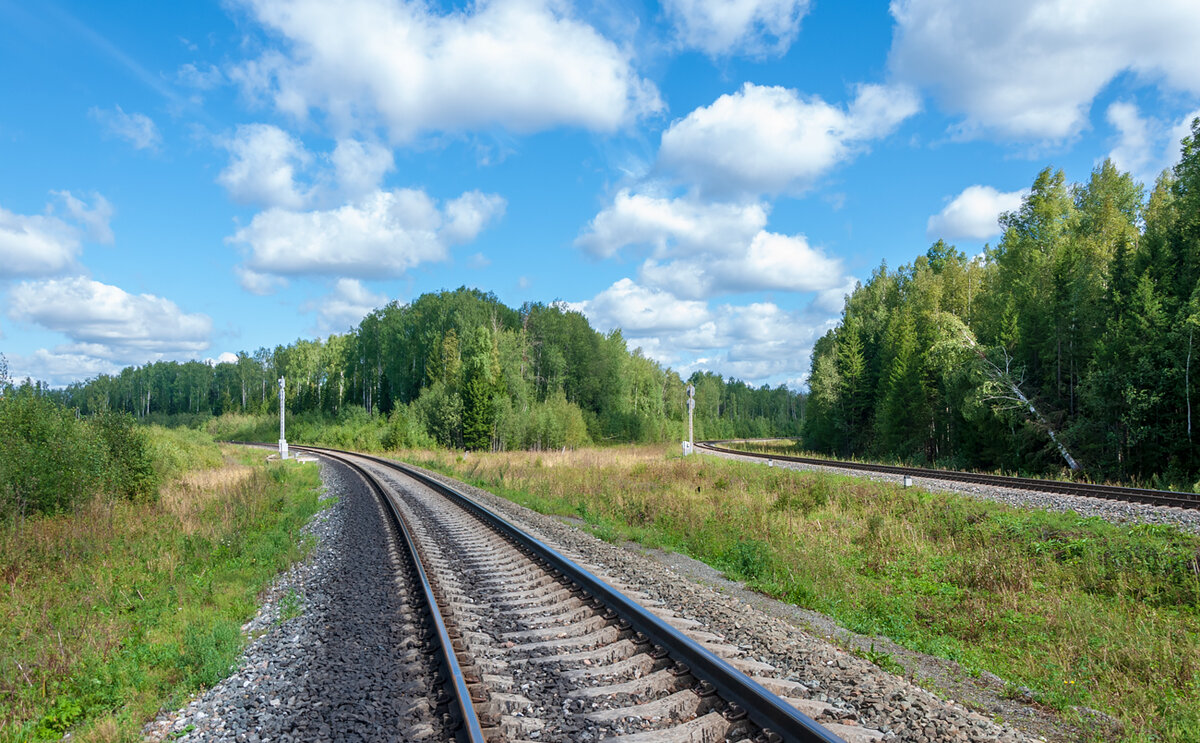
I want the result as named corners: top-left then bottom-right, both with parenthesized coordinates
top-left (279, 377), bottom-right (288, 460)
top-left (684, 383), bottom-right (695, 456)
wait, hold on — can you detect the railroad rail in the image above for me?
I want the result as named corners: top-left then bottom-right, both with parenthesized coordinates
top-left (288, 444), bottom-right (848, 742)
top-left (306, 447), bottom-right (487, 743)
top-left (697, 440), bottom-right (1200, 510)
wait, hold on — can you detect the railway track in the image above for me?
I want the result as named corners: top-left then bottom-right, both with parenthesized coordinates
top-left (697, 440), bottom-right (1200, 510)
top-left (294, 444), bottom-right (854, 743)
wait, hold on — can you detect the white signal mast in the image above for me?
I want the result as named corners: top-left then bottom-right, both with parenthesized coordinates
top-left (683, 383), bottom-right (695, 456)
top-left (279, 377), bottom-right (288, 460)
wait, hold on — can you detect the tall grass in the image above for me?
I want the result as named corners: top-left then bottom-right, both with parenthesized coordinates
top-left (408, 445), bottom-right (1200, 742)
top-left (0, 434), bottom-right (323, 742)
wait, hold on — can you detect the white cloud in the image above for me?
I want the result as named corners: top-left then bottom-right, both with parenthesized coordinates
top-left (642, 230), bottom-right (846, 300)
top-left (218, 123), bottom-right (311, 209)
top-left (577, 189), bottom-right (767, 258)
top-left (89, 105), bottom-right (162, 151)
top-left (177, 62), bottom-right (224, 90)
top-left (926, 185), bottom-right (1027, 241)
top-left (0, 192), bottom-right (114, 278)
top-left (571, 278), bottom-right (710, 334)
top-left (441, 191), bottom-right (508, 245)
top-left (1167, 109), bottom-right (1200, 170)
top-left (218, 124), bottom-right (398, 209)
top-left (663, 0), bottom-right (811, 57)
top-left (574, 279), bottom-right (828, 385)
top-left (576, 190), bottom-right (847, 299)
top-left (8, 277), bottom-right (212, 362)
top-left (230, 188), bottom-right (505, 279)
top-left (330, 139), bottom-right (395, 200)
top-left (1106, 102), bottom-right (1154, 179)
top-left (209, 351), bottom-right (240, 366)
top-left (5, 349), bottom-right (122, 387)
top-left (889, 0), bottom-right (1200, 140)
top-left (659, 82), bottom-right (919, 196)
top-left (233, 0), bottom-right (661, 141)
top-left (52, 191), bottom-right (114, 245)
top-left (235, 265), bottom-right (289, 295)
top-left (307, 278), bottom-right (389, 333)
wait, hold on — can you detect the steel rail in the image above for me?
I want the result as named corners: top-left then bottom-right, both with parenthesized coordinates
top-left (297, 447), bottom-right (487, 743)
top-left (295, 445), bottom-right (845, 743)
top-left (698, 440), bottom-right (1200, 510)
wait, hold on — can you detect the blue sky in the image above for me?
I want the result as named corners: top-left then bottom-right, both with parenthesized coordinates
top-left (2, 0), bottom-right (1199, 388)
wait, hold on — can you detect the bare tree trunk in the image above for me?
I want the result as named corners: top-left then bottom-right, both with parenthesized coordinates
top-left (960, 329), bottom-right (1081, 471)
top-left (1188, 326), bottom-right (1193, 443)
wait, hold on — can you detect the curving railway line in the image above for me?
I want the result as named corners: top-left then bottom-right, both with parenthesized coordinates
top-left (292, 444), bottom-right (852, 743)
top-left (696, 440), bottom-right (1200, 511)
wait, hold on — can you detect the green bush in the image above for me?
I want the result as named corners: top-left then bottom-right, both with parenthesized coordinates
top-left (0, 387), bottom-right (165, 517)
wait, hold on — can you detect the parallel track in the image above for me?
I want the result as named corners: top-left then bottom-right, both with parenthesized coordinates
top-left (698, 440), bottom-right (1200, 510)
top-left (291, 444), bottom-right (847, 742)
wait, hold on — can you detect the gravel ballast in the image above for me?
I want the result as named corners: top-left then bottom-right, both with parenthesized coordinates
top-left (145, 460), bottom-right (445, 743)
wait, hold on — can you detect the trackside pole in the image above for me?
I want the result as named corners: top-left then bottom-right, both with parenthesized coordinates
top-left (683, 383), bottom-right (695, 456)
top-left (279, 377), bottom-right (288, 460)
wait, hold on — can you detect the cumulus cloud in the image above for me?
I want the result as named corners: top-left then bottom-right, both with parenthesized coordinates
top-left (218, 124), bottom-right (399, 209)
top-left (330, 139), bottom-right (395, 200)
top-left (7, 277), bottom-right (212, 362)
top-left (658, 82), bottom-right (919, 196)
top-left (235, 265), bottom-right (289, 295)
top-left (232, 0), bottom-right (661, 141)
top-left (663, 0), bottom-right (811, 57)
top-left (573, 279), bottom-right (828, 384)
top-left (642, 230), bottom-right (846, 300)
top-left (576, 190), bottom-right (848, 299)
top-left (306, 278), bottom-right (390, 333)
top-left (218, 123), bottom-right (312, 209)
top-left (230, 188), bottom-right (505, 279)
top-left (1106, 102), bottom-right (1154, 179)
top-left (1169, 109), bottom-right (1200, 164)
top-left (89, 105), bottom-right (162, 151)
top-left (889, 0), bottom-right (1200, 140)
top-left (577, 189), bottom-right (768, 258)
top-left (1096, 102), bottom-right (1200, 185)
top-left (5, 349), bottom-right (123, 387)
top-left (0, 192), bottom-right (114, 278)
top-left (570, 278), bottom-right (710, 334)
top-left (926, 185), bottom-right (1027, 241)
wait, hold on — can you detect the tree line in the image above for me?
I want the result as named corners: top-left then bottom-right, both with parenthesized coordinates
top-left (805, 119), bottom-right (1200, 488)
top-left (49, 290), bottom-right (803, 449)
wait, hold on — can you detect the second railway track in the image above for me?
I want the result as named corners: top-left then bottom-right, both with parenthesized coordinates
top-left (697, 441), bottom-right (1200, 511)
top-left (300, 444), bottom-right (851, 742)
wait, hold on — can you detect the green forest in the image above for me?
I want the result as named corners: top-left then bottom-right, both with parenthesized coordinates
top-left (43, 290), bottom-right (802, 450)
top-left (805, 120), bottom-right (1200, 488)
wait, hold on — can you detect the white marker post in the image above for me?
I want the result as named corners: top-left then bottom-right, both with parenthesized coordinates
top-left (278, 377), bottom-right (288, 460)
top-left (683, 383), bottom-right (695, 456)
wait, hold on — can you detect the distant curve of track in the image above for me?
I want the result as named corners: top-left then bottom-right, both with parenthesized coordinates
top-left (697, 440), bottom-right (1200, 510)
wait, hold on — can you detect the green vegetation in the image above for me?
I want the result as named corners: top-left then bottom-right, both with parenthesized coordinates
top-left (0, 384), bottom-right (158, 517)
top-left (50, 289), bottom-right (802, 449)
top-left (414, 446), bottom-right (1200, 741)
top-left (0, 418), bottom-right (323, 742)
top-left (807, 120), bottom-right (1200, 489)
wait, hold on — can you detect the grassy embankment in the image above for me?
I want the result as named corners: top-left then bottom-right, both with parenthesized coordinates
top-left (398, 444), bottom-right (1200, 743)
top-left (0, 428), bottom-right (323, 742)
